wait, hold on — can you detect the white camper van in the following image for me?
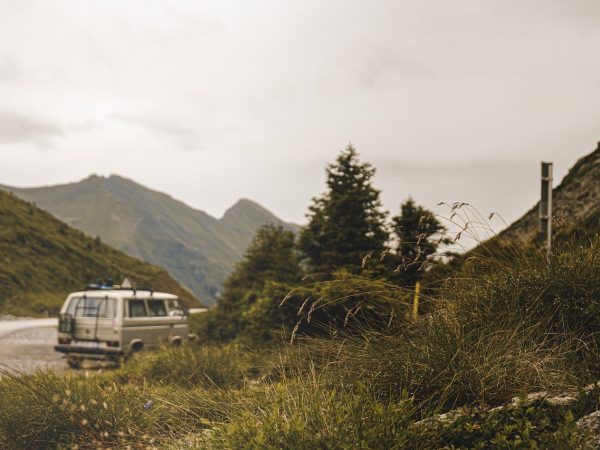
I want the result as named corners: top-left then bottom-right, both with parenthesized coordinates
top-left (54, 284), bottom-right (189, 367)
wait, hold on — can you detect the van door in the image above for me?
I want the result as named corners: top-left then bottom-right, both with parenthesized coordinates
top-left (146, 299), bottom-right (173, 345)
top-left (121, 299), bottom-right (150, 351)
top-left (166, 298), bottom-right (188, 343)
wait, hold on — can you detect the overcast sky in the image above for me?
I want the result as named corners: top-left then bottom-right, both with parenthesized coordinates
top-left (1, 0), bottom-right (599, 237)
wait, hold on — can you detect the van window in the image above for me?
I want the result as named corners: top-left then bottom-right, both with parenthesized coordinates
top-left (67, 297), bottom-right (116, 318)
top-left (128, 300), bottom-right (147, 318)
top-left (147, 299), bottom-right (167, 317)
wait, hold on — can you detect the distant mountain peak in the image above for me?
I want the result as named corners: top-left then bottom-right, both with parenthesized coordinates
top-left (232, 197), bottom-right (260, 207)
top-left (222, 198), bottom-right (271, 218)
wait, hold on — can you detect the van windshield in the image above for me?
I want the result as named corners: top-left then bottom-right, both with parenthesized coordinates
top-left (67, 297), bottom-right (116, 318)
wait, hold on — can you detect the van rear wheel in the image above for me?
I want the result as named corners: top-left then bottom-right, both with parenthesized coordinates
top-left (122, 341), bottom-right (143, 364)
top-left (67, 357), bottom-right (81, 369)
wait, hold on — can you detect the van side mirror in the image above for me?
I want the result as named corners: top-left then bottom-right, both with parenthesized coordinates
top-left (168, 306), bottom-right (189, 317)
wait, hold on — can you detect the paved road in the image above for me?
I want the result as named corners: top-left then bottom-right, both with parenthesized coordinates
top-left (0, 318), bottom-right (57, 338)
top-left (0, 318), bottom-right (64, 374)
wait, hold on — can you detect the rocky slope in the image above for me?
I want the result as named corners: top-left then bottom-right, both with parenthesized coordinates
top-left (500, 142), bottom-right (600, 242)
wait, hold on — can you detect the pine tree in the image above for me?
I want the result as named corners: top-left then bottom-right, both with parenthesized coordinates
top-left (197, 224), bottom-right (303, 341)
top-left (221, 223), bottom-right (303, 306)
top-left (390, 197), bottom-right (445, 286)
top-left (299, 145), bottom-right (388, 273)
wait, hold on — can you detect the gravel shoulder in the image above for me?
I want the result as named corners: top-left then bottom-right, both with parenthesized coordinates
top-left (0, 319), bottom-right (64, 374)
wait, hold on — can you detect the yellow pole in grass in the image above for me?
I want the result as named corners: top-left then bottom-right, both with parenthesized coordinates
top-left (412, 281), bottom-right (420, 322)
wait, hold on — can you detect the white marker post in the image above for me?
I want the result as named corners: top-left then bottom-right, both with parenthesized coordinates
top-left (540, 162), bottom-right (553, 255)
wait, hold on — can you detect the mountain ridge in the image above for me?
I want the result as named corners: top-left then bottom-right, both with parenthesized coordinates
top-left (2, 175), bottom-right (298, 306)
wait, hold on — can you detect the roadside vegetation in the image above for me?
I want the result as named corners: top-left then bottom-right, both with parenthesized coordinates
top-left (0, 146), bottom-right (598, 448)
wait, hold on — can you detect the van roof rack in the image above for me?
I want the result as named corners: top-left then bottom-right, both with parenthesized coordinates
top-left (83, 284), bottom-right (154, 292)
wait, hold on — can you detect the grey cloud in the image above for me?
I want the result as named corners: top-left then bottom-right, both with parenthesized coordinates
top-left (354, 45), bottom-right (437, 86)
top-left (0, 54), bottom-right (68, 86)
top-left (321, 43), bottom-right (437, 91)
top-left (490, 0), bottom-right (600, 30)
top-left (65, 120), bottom-right (100, 134)
top-left (0, 110), bottom-right (63, 146)
top-left (374, 158), bottom-right (528, 175)
top-left (112, 112), bottom-right (204, 150)
top-left (0, 55), bottom-right (23, 84)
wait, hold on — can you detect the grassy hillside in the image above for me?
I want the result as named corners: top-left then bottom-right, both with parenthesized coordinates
top-left (0, 190), bottom-right (199, 316)
top-left (2, 175), bottom-right (297, 305)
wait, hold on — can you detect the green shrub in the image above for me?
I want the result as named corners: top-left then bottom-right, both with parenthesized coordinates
top-left (451, 238), bottom-right (600, 337)
top-left (407, 399), bottom-right (585, 449)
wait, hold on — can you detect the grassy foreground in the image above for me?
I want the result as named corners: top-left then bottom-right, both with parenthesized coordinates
top-left (1, 238), bottom-right (599, 449)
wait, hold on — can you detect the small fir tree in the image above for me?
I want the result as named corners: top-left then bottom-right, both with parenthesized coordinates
top-left (390, 197), bottom-right (445, 286)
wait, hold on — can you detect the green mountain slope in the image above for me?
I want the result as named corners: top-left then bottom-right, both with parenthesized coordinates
top-left (2, 175), bottom-right (297, 305)
top-left (0, 190), bottom-right (199, 316)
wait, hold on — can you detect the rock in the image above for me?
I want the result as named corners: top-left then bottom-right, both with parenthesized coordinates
top-left (412, 408), bottom-right (466, 429)
top-left (545, 395), bottom-right (578, 407)
top-left (511, 391), bottom-right (548, 404)
top-left (583, 382), bottom-right (600, 393)
top-left (577, 411), bottom-right (600, 449)
top-left (510, 391), bottom-right (577, 408)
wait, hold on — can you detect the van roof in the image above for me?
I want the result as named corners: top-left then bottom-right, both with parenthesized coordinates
top-left (68, 290), bottom-right (178, 300)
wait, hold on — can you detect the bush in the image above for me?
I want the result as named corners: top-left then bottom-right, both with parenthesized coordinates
top-left (451, 237), bottom-right (600, 336)
top-left (316, 313), bottom-right (578, 409)
top-left (407, 399), bottom-right (585, 449)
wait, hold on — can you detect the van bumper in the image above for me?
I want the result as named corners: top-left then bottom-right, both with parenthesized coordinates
top-left (54, 345), bottom-right (124, 357)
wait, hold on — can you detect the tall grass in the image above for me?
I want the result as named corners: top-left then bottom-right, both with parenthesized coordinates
top-left (116, 343), bottom-right (262, 389)
top-left (0, 237), bottom-right (598, 448)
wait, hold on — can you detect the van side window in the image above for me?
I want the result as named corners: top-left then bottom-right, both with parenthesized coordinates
top-left (128, 300), bottom-right (147, 318)
top-left (147, 300), bottom-right (167, 317)
top-left (167, 298), bottom-right (184, 316)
